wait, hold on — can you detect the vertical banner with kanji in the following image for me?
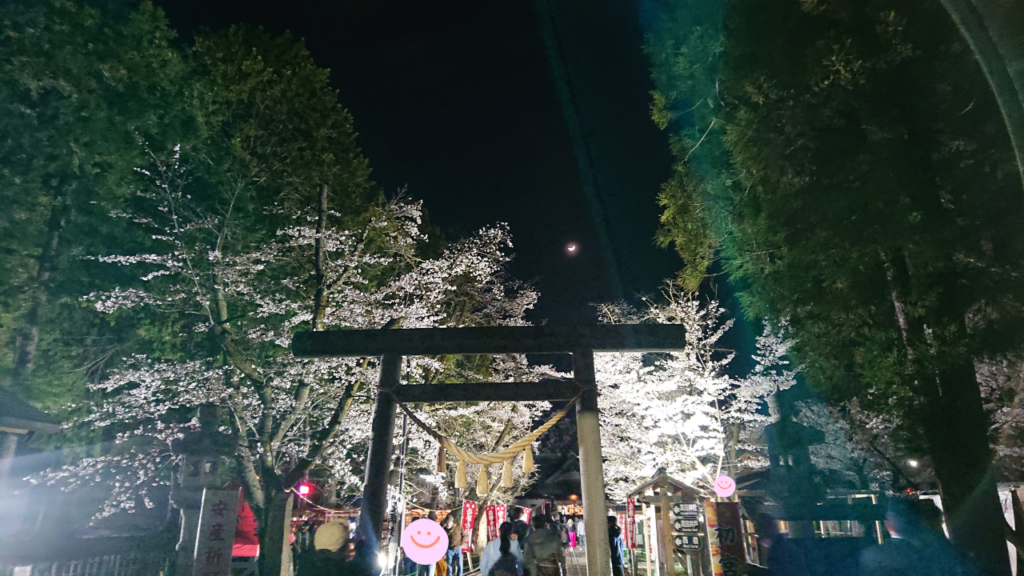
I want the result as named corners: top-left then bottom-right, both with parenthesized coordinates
top-left (193, 488), bottom-right (241, 576)
top-left (461, 501), bottom-right (478, 552)
top-left (715, 503), bottom-right (744, 576)
top-left (625, 498), bottom-right (637, 549)
top-left (485, 505), bottom-right (498, 541)
top-left (523, 507), bottom-right (532, 524)
top-left (704, 500), bottom-right (723, 576)
top-left (644, 503), bottom-right (658, 576)
top-left (496, 504), bottom-right (507, 527)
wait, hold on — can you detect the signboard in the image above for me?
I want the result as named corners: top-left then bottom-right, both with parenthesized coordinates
top-left (673, 518), bottom-right (701, 532)
top-left (705, 501), bottom-right (723, 576)
top-left (671, 502), bottom-right (701, 534)
top-left (672, 503), bottom-right (700, 516)
top-left (673, 534), bottom-right (702, 552)
top-left (714, 502), bottom-right (745, 576)
top-left (193, 488), bottom-right (241, 576)
top-left (496, 504), bottom-right (507, 528)
top-left (626, 498), bottom-right (637, 549)
top-left (485, 505), bottom-right (498, 541)
top-left (461, 501), bottom-right (478, 552)
top-left (523, 507), bottom-right (532, 525)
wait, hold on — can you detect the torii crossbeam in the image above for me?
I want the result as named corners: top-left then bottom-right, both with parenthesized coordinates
top-left (292, 323), bottom-right (687, 576)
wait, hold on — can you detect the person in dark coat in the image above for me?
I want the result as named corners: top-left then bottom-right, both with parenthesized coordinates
top-left (549, 511), bottom-right (570, 549)
top-left (299, 520), bottom-right (349, 576)
top-left (510, 507), bottom-right (530, 543)
top-left (607, 516), bottom-right (626, 576)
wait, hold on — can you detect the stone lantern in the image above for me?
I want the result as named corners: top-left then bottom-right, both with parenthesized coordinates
top-left (170, 404), bottom-right (236, 576)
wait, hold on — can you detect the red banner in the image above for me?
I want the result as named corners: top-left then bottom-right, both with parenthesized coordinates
top-left (625, 498), bottom-right (637, 549)
top-left (496, 504), bottom-right (507, 527)
top-left (461, 501), bottom-right (478, 552)
top-left (523, 507), bottom-right (532, 525)
top-left (485, 505), bottom-right (498, 541)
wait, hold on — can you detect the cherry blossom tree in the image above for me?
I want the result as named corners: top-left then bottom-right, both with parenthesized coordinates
top-left (33, 141), bottom-right (549, 568)
top-left (595, 284), bottom-right (796, 499)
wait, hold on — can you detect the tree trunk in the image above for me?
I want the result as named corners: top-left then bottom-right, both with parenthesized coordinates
top-left (310, 185), bottom-right (329, 331)
top-left (259, 490), bottom-right (294, 576)
top-left (12, 194), bottom-right (66, 388)
top-left (882, 249), bottom-right (1008, 574)
top-left (920, 357), bottom-right (1011, 576)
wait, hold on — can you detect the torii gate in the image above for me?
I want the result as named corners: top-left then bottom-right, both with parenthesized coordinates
top-left (292, 323), bottom-right (687, 576)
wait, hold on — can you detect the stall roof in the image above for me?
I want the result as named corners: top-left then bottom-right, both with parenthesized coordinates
top-left (0, 388), bottom-right (60, 434)
top-left (626, 471), bottom-right (702, 501)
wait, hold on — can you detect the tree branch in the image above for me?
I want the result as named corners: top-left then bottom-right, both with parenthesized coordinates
top-left (282, 379), bottom-right (359, 488)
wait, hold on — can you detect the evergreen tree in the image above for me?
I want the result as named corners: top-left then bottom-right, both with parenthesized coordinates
top-left (648, 0), bottom-right (1024, 572)
top-left (0, 0), bottom-right (198, 408)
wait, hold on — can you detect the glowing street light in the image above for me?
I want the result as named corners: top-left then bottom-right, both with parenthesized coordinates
top-left (297, 483), bottom-right (313, 496)
top-left (907, 459), bottom-right (919, 468)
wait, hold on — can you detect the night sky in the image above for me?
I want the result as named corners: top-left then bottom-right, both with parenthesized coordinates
top-left (156, 0), bottom-right (680, 325)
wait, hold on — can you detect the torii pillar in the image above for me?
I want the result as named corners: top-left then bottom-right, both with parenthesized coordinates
top-left (292, 323), bottom-right (688, 576)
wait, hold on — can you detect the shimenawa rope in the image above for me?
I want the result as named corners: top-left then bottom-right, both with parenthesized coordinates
top-left (386, 387), bottom-right (582, 494)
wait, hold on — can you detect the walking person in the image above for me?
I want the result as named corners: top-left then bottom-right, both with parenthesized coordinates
top-left (576, 516), bottom-right (586, 549)
top-left (608, 516), bottom-right (626, 576)
top-left (523, 514), bottom-right (565, 576)
top-left (481, 522), bottom-right (524, 576)
top-left (566, 517), bottom-right (577, 549)
top-left (444, 511), bottom-right (464, 576)
top-left (510, 507), bottom-right (530, 543)
top-left (548, 511), bottom-right (570, 550)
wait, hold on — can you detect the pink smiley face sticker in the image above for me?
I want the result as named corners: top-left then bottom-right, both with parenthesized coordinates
top-left (401, 519), bottom-right (449, 565)
top-left (713, 475), bottom-right (736, 498)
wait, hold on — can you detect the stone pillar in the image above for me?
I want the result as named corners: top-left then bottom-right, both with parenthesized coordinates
top-left (175, 507), bottom-right (201, 576)
top-left (168, 405), bottom-right (235, 576)
top-left (359, 354), bottom-right (402, 561)
top-left (573, 348), bottom-right (611, 576)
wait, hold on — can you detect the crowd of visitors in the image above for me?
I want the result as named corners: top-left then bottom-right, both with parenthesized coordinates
top-left (294, 518), bottom-right (373, 576)
top-left (284, 495), bottom-right (995, 576)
